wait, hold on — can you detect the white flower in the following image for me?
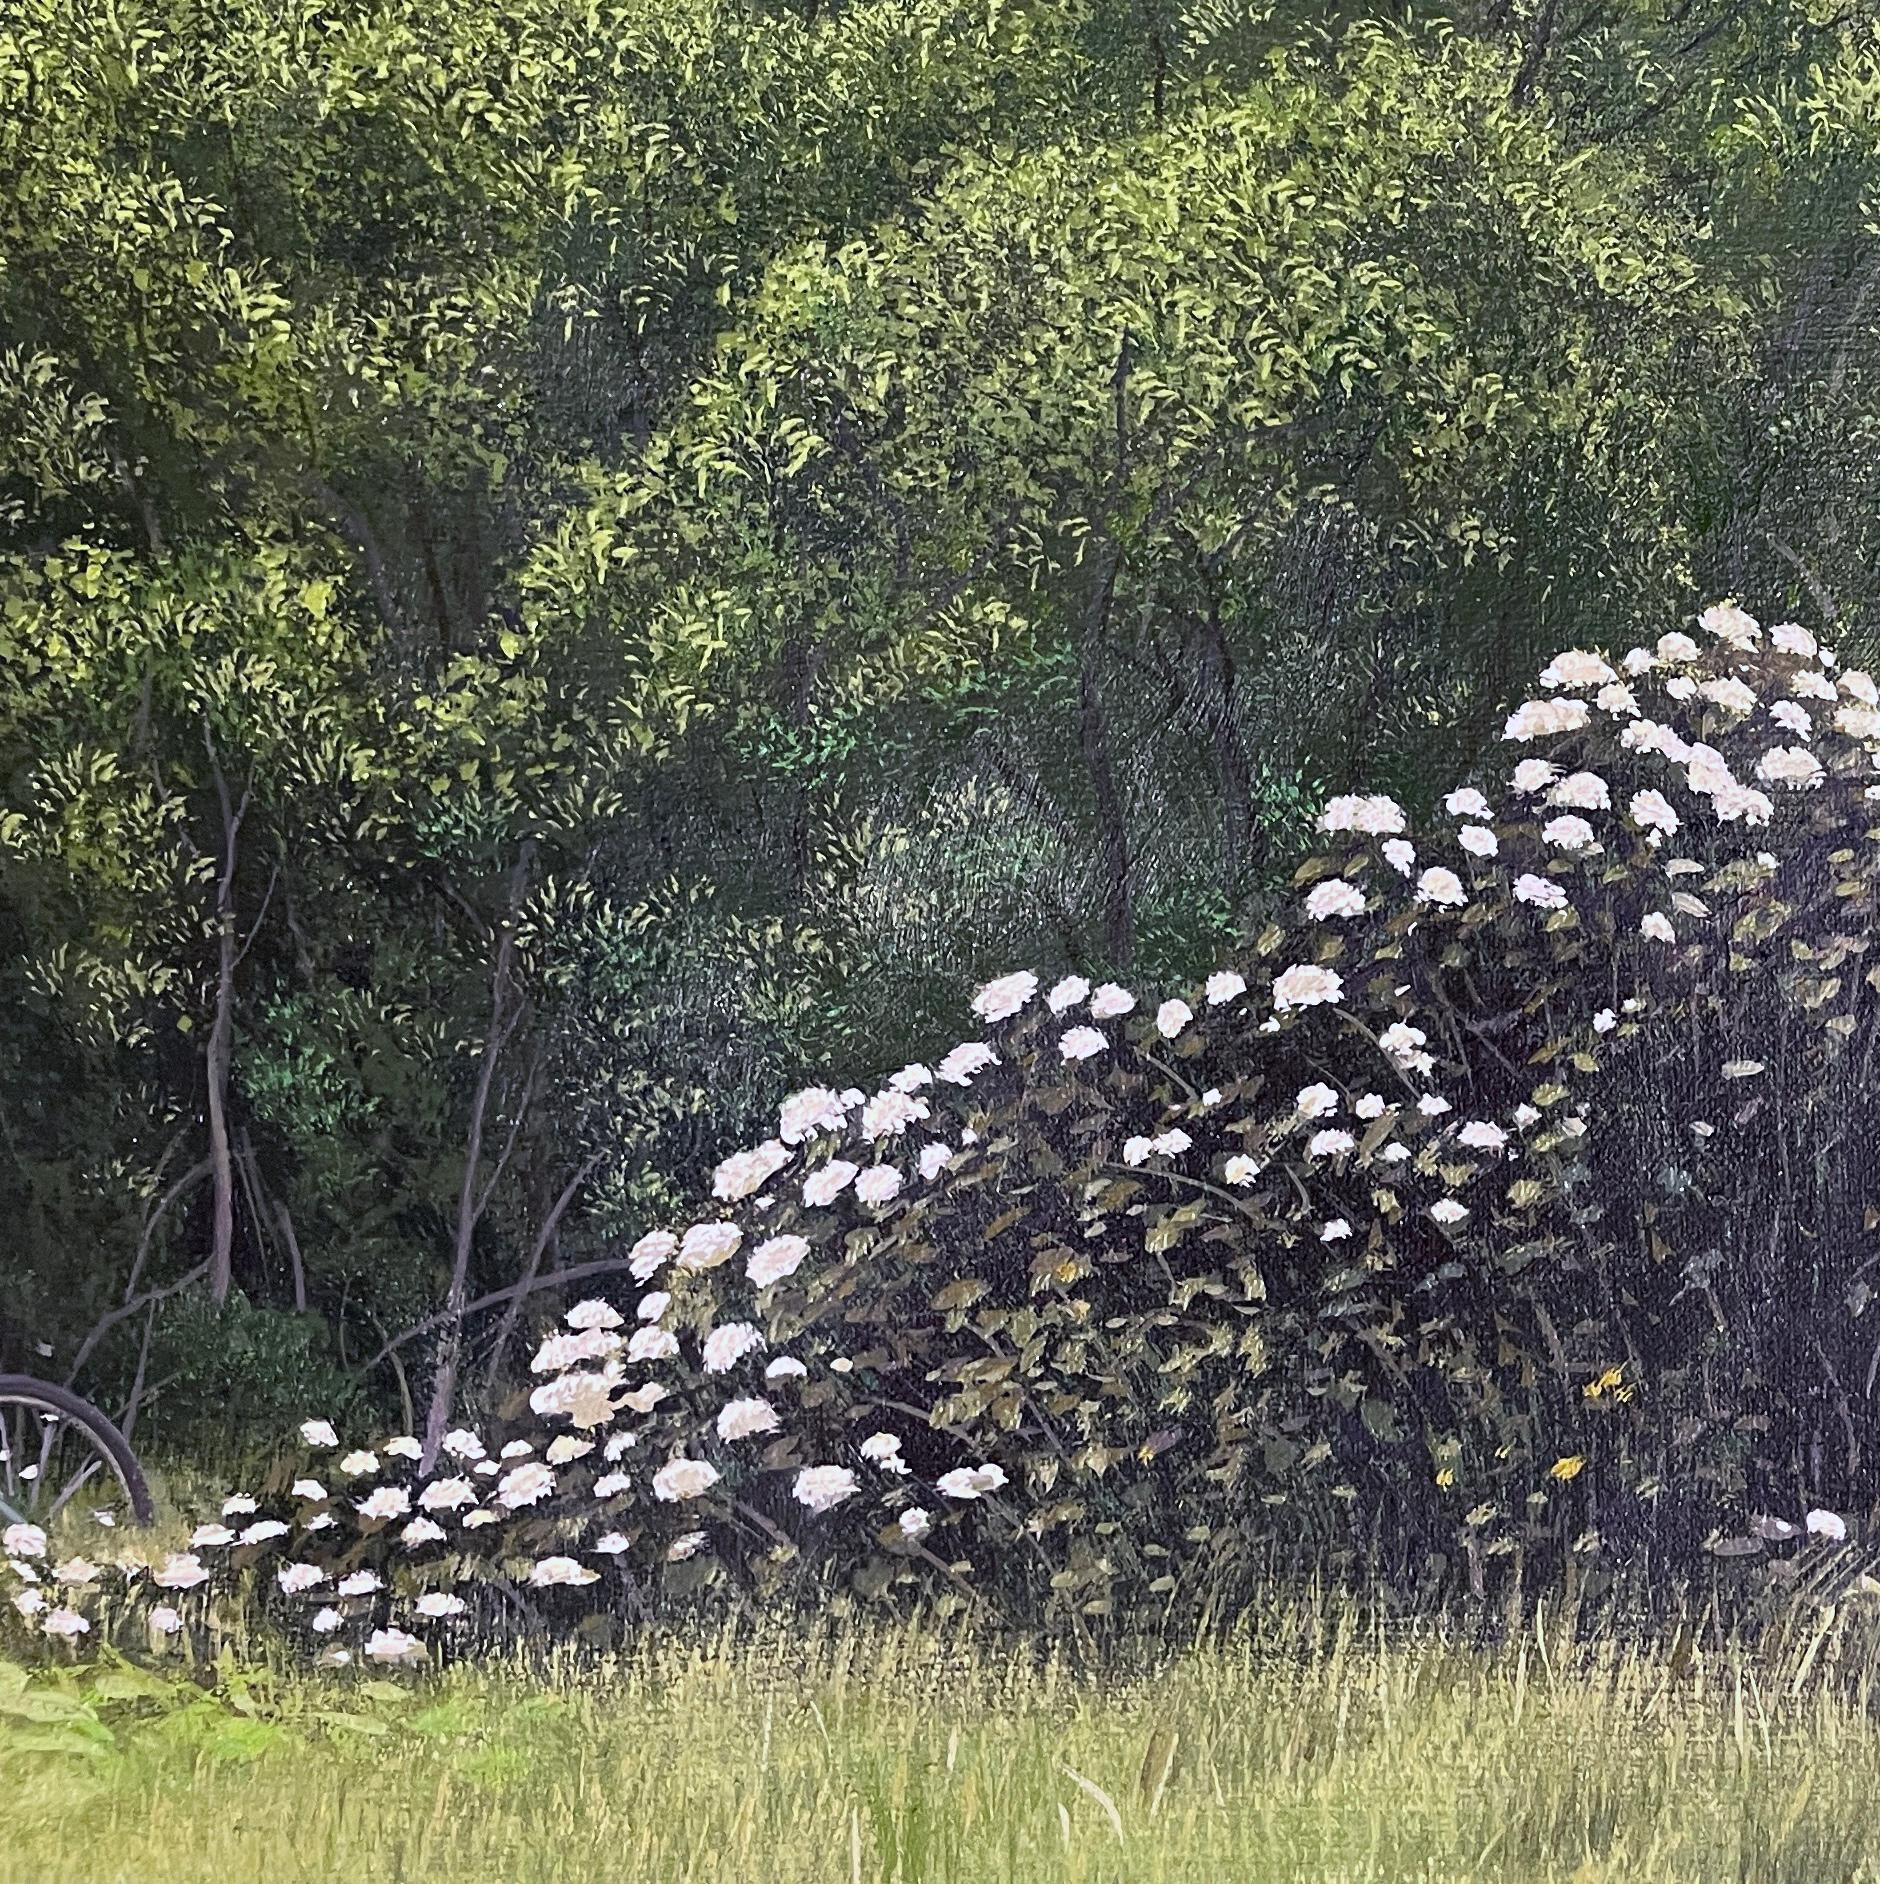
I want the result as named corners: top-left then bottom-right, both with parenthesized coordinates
top-left (854, 1165), bottom-right (904, 1206)
top-left (1547, 772), bottom-right (1611, 811)
top-left (338, 1450), bottom-right (378, 1478)
top-left (1513, 1104), bottom-right (1541, 1128)
top-left (594, 1472), bottom-right (631, 1498)
top-left (713, 1139), bottom-right (791, 1203)
top-left (716, 1397), bottom-right (780, 1442)
top-left (1504, 698), bottom-right (1589, 741)
top-left (1295, 1083), bottom-right (1340, 1120)
top-left (1430, 1199), bottom-right (1469, 1225)
top-left (779, 1086), bottom-right (848, 1145)
top-left (863, 1089), bottom-right (929, 1139)
top-left (1712, 781), bottom-right (1775, 824)
top-left (890, 1063), bottom-right (934, 1093)
top-left (153, 1552), bottom-right (210, 1591)
top-left (918, 1142), bottom-right (954, 1182)
top-left (804, 1159), bottom-right (864, 1211)
top-left (1697, 603), bottom-right (1760, 651)
top-left (545, 1436), bottom-right (593, 1466)
top-left (416, 1593), bottom-right (468, 1619)
top-left (702, 1322), bottom-right (765, 1374)
top-left (149, 1606), bottom-right (184, 1636)
top-left (1629, 789), bottom-right (1679, 837)
top-left (1641, 912), bottom-right (1676, 943)
top-left (1698, 676), bottom-right (1758, 716)
top-left (1088, 983), bottom-right (1136, 1020)
top-left (1514, 873), bottom-right (1567, 910)
top-left (532, 1329), bottom-right (621, 1373)
top-left (1320, 1219), bottom-right (1351, 1242)
top-left (793, 1465), bottom-right (861, 1514)
top-left (667, 1531), bottom-right (709, 1562)
top-left (3, 1523), bottom-right (47, 1559)
top-left (1835, 702), bottom-right (1880, 741)
top-left (1510, 758), bottom-right (1560, 795)
top-left (189, 1524), bottom-right (236, 1549)
top-left (11, 1589), bottom-right (47, 1619)
top-left (239, 1520), bottom-right (288, 1546)
top-left (1355, 1093), bottom-right (1387, 1120)
top-left (365, 1627), bottom-right (423, 1664)
top-left (936, 1463), bottom-right (1008, 1500)
top-left (1596, 683), bottom-right (1640, 718)
top-left (1150, 1129), bottom-right (1192, 1157)
top-left (1593, 1009), bottom-right (1616, 1034)
top-left (1806, 1508), bottom-right (1848, 1543)
top-left (1542, 815), bottom-right (1596, 852)
top-left (52, 1556), bottom-right (99, 1587)
top-left (1622, 719), bottom-right (1691, 762)
top-left (1665, 675), bottom-right (1697, 701)
top-left (299, 1420), bottom-right (339, 1449)
top-left (1446, 787), bottom-right (1493, 819)
top-left (1059, 1026), bottom-right (1108, 1061)
top-left (636, 1289), bottom-right (671, 1323)
top-left (1721, 1059), bottom-right (1765, 1080)
top-left (765, 1357), bottom-right (808, 1382)
top-left (530, 1555), bottom-right (600, 1589)
top-left (678, 1221), bottom-right (743, 1272)
top-left (1540, 649), bottom-right (1618, 691)
top-left (1306, 1129), bottom-right (1356, 1159)
top-left (418, 1477), bottom-right (475, 1512)
top-left (1273, 964), bottom-right (1343, 1010)
top-left (747, 1235), bottom-right (812, 1288)
top-left (1791, 669), bottom-right (1837, 701)
top-left (1122, 1135), bottom-right (1155, 1167)
top-left (564, 1298), bottom-right (624, 1333)
top-left (398, 1516), bottom-right (441, 1547)
top-left (1757, 746), bottom-right (1825, 790)
top-left (1415, 867), bottom-right (1467, 908)
top-left (1771, 622), bottom-right (1818, 659)
top-left (1769, 700), bottom-right (1812, 738)
top-left (290, 1479), bottom-right (326, 1502)
top-left (1223, 1155), bottom-right (1263, 1186)
top-left (1621, 646), bottom-right (1655, 675)
top-left (1200, 1088), bottom-right (1221, 1107)
top-left (1379, 1021), bottom-right (1428, 1064)
top-left (1458, 825), bottom-right (1498, 858)
top-left (936, 1042), bottom-right (999, 1085)
top-left (652, 1459), bottom-right (720, 1502)
top-left (628, 1230), bottom-right (678, 1281)
top-left (1320, 792), bottom-right (1408, 836)
top-left (898, 1508), bottom-right (933, 1540)
top-left (1417, 1093), bottom-right (1452, 1116)
top-left (442, 1428), bottom-right (487, 1463)
top-left (277, 1562), bottom-right (327, 1595)
top-left (1381, 839), bottom-right (1417, 876)
top-left (861, 1433), bottom-right (908, 1472)
top-left (496, 1462), bottom-right (555, 1509)
top-left (310, 1606), bottom-right (344, 1634)
top-left (1304, 878), bottom-right (1367, 921)
top-left (1046, 974), bottom-right (1091, 1013)
top-left (1156, 999), bottom-right (1193, 1039)
top-left (1457, 1121), bottom-right (1508, 1152)
top-left (1205, 970), bottom-right (1247, 1006)
top-left (593, 1532), bottom-right (630, 1555)
top-left (971, 970), bottom-right (1039, 1022)
top-left (222, 1494), bottom-right (260, 1518)
top-left (382, 1436), bottom-right (422, 1461)
top-left (42, 1607), bottom-right (90, 1639)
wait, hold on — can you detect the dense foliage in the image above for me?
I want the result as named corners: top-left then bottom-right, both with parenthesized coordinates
top-left (14, 600), bottom-right (1880, 1659)
top-left (3, 0), bottom-right (1880, 1474)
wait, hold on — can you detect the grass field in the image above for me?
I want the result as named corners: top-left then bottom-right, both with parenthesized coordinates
top-left (8, 1592), bottom-right (1880, 1883)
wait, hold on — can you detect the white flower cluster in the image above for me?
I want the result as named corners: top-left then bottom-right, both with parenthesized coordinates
top-left (12, 599), bottom-right (1869, 1664)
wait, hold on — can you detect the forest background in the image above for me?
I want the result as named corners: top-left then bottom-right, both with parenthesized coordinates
top-left (3, 0), bottom-right (1878, 1457)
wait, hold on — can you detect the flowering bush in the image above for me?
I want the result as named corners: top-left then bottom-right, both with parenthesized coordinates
top-left (11, 599), bottom-right (1880, 1659)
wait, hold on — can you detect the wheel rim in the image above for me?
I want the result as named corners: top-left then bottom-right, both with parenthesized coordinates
top-left (0, 1396), bottom-right (138, 1536)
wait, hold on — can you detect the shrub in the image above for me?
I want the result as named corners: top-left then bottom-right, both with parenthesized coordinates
top-left (11, 599), bottom-right (1880, 1659)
